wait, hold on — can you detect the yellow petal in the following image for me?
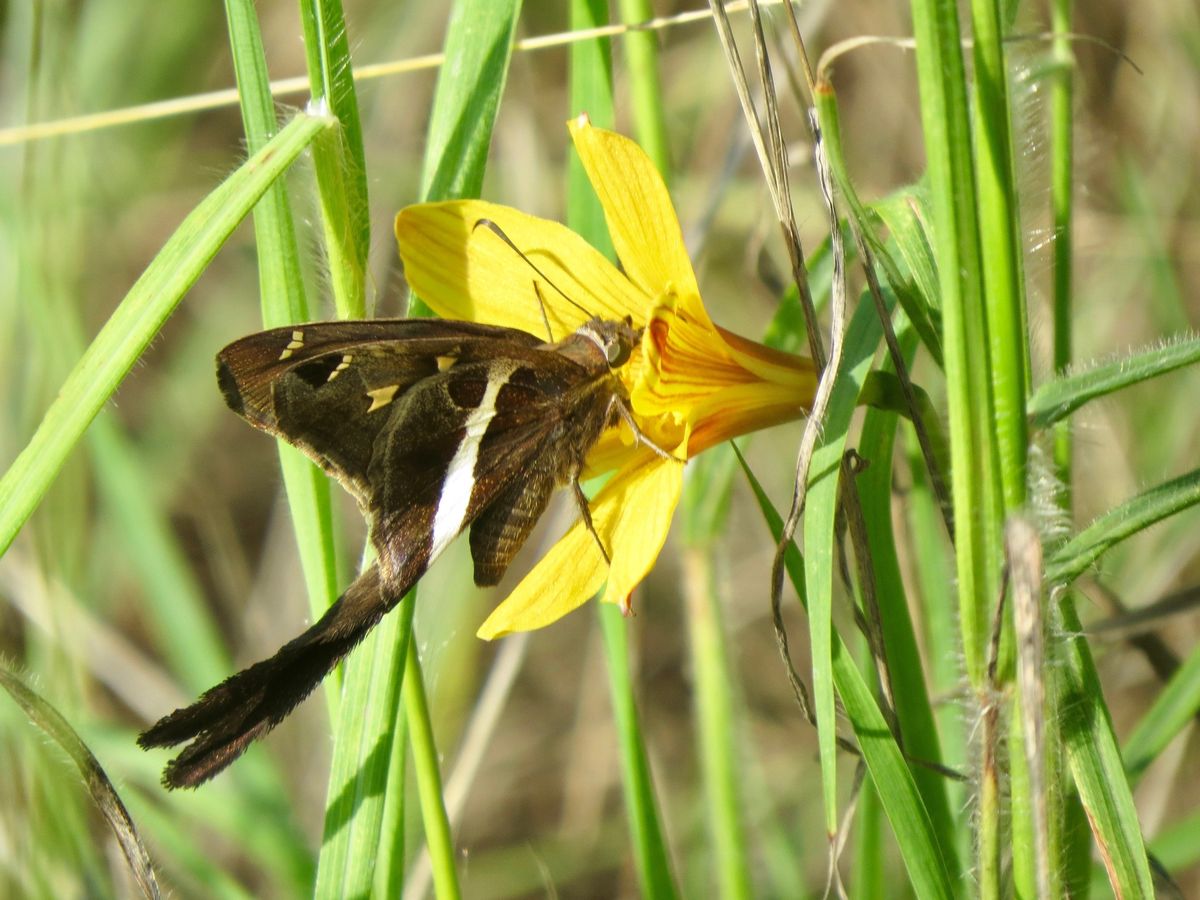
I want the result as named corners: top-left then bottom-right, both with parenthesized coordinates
top-left (580, 411), bottom-right (687, 480)
top-left (599, 454), bottom-right (684, 611)
top-left (581, 427), bottom-right (642, 480)
top-left (475, 521), bottom-right (608, 640)
top-left (395, 200), bottom-right (649, 338)
top-left (684, 382), bottom-right (810, 456)
top-left (631, 290), bottom-right (816, 455)
top-left (716, 324), bottom-right (817, 388)
top-left (476, 452), bottom-right (682, 639)
top-left (568, 115), bottom-right (700, 303)
top-left (635, 296), bottom-right (740, 417)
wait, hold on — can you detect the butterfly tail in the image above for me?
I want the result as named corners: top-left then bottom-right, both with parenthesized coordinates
top-left (138, 565), bottom-right (393, 789)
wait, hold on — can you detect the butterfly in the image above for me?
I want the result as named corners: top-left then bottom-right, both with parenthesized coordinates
top-left (139, 311), bottom-right (674, 788)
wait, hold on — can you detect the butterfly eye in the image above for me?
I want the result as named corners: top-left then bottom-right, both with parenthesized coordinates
top-left (606, 334), bottom-right (632, 368)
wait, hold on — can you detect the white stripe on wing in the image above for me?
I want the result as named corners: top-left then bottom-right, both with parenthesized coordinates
top-left (428, 365), bottom-right (516, 562)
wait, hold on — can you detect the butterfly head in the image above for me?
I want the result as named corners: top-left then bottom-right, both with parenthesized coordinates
top-left (578, 315), bottom-right (638, 370)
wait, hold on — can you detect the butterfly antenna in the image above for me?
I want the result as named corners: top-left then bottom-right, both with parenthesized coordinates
top-left (472, 218), bottom-right (595, 325)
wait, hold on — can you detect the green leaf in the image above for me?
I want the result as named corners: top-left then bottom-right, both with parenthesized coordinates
top-left (1046, 468), bottom-right (1200, 586)
top-left (0, 111), bottom-right (332, 560)
top-left (0, 665), bottom-right (160, 899)
top-left (1029, 333), bottom-right (1200, 429)
top-left (299, 0), bottom-right (371, 319)
top-left (737, 449), bottom-right (955, 900)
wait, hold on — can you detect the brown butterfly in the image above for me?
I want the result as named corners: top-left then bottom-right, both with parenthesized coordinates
top-left (138, 311), bottom-right (674, 788)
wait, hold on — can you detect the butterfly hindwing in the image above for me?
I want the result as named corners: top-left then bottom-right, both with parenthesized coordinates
top-left (465, 362), bottom-right (616, 584)
top-left (365, 352), bottom-right (615, 591)
top-left (469, 469), bottom-right (558, 586)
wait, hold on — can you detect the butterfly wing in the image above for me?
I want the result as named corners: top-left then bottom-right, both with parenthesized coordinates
top-left (141, 319), bottom-right (621, 788)
top-left (364, 352), bottom-right (617, 592)
top-left (216, 319), bottom-right (544, 506)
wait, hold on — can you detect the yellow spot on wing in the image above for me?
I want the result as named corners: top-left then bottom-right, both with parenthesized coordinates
top-left (366, 384), bottom-right (400, 412)
top-left (436, 355), bottom-right (457, 372)
top-left (327, 354), bottom-right (353, 382)
top-left (278, 329), bottom-right (305, 360)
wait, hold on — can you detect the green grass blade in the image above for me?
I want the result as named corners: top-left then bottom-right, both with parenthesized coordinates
top-left (617, 0), bottom-right (669, 175)
top-left (1123, 640), bottom-right (1200, 779)
top-left (299, 0), bottom-right (370, 319)
top-left (900, 421), bottom-right (969, 865)
top-left (419, 1), bottom-right (523, 201)
top-left (403, 636), bottom-right (461, 900)
top-left (568, 0), bottom-right (616, 257)
top-left (400, 0), bottom-right (520, 878)
top-left (316, 1), bottom-right (520, 890)
top-left (856, 328), bottom-right (960, 881)
top-left (0, 665), bottom-right (159, 899)
top-left (859, 369), bottom-right (950, 479)
top-left (803, 291), bottom-right (885, 839)
top-left (569, 9), bottom-right (678, 894)
top-left (967, 0), bottom-right (1029, 514)
top-left (0, 110), bottom-right (331, 560)
top-left (908, 0), bottom-right (999, 689)
top-left (373, 701), bottom-right (409, 899)
top-left (1053, 599), bottom-right (1155, 896)
top-left (315, 593), bottom-right (413, 898)
top-left (814, 90), bottom-right (943, 366)
top-left (224, 0), bottom-right (343, 689)
top-left (1046, 468), bottom-right (1200, 585)
top-left (871, 186), bottom-right (942, 327)
top-left (1050, 0), bottom-right (1076, 498)
top-left (908, 0), bottom-right (1004, 888)
top-left (737, 450), bottom-right (955, 899)
top-left (1028, 334), bottom-right (1200, 429)
top-left (684, 548), bottom-right (752, 899)
top-left (598, 603), bottom-right (680, 899)
top-left (850, 781), bottom-right (885, 900)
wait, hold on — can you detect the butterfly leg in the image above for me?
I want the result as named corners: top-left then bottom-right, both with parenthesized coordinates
top-left (531, 281), bottom-right (555, 343)
top-left (572, 477), bottom-right (611, 566)
top-left (609, 396), bottom-right (684, 463)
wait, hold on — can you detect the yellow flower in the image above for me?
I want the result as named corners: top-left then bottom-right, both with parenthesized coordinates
top-left (395, 115), bottom-right (816, 639)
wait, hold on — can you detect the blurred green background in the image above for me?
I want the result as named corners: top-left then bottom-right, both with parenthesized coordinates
top-left (1, 1), bottom-right (1198, 896)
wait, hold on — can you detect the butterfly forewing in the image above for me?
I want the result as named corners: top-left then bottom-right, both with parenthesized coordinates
top-left (216, 319), bottom-right (544, 505)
